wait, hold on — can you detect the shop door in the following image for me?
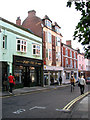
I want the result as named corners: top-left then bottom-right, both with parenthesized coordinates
top-left (22, 66), bottom-right (31, 87)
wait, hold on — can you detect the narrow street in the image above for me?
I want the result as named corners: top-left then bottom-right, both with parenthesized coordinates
top-left (2, 84), bottom-right (89, 119)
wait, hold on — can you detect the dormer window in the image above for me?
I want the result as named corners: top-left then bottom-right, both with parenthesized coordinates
top-left (55, 26), bottom-right (60, 33)
top-left (45, 19), bottom-right (52, 29)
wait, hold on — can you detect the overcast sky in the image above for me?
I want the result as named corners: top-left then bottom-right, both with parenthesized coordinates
top-left (0, 0), bottom-right (84, 52)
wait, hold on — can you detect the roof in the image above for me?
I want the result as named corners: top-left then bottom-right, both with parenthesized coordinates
top-left (0, 17), bottom-right (41, 38)
top-left (61, 42), bottom-right (78, 52)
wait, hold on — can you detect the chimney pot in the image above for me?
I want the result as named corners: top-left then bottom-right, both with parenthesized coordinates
top-left (28, 10), bottom-right (36, 17)
top-left (16, 16), bottom-right (21, 26)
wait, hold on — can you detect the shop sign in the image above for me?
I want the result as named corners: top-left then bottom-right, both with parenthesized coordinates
top-left (13, 55), bottom-right (43, 67)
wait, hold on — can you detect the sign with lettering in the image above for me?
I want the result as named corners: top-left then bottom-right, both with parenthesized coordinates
top-left (13, 55), bottom-right (43, 67)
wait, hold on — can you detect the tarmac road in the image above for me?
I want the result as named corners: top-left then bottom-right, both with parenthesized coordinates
top-left (2, 84), bottom-right (89, 119)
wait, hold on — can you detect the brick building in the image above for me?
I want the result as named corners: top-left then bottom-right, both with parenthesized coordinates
top-left (19, 10), bottom-right (63, 85)
top-left (61, 40), bottom-right (78, 83)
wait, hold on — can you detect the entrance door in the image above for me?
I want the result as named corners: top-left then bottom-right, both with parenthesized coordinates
top-left (22, 67), bottom-right (31, 87)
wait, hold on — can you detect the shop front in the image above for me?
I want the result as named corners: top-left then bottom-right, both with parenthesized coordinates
top-left (44, 65), bottom-right (63, 85)
top-left (13, 55), bottom-right (43, 87)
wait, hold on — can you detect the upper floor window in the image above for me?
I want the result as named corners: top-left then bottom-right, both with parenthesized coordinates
top-left (48, 49), bottom-right (52, 60)
top-left (66, 58), bottom-right (68, 67)
top-left (17, 39), bottom-right (27, 53)
top-left (48, 32), bottom-right (52, 43)
top-left (56, 37), bottom-right (60, 46)
top-left (55, 26), bottom-right (60, 33)
top-left (74, 60), bottom-right (76, 68)
top-left (74, 52), bottom-right (75, 58)
top-left (56, 52), bottom-right (60, 61)
top-left (32, 44), bottom-right (40, 56)
top-left (79, 56), bottom-right (81, 61)
top-left (70, 50), bottom-right (72, 57)
top-left (65, 48), bottom-right (68, 56)
top-left (3, 35), bottom-right (7, 49)
top-left (45, 20), bottom-right (52, 29)
top-left (70, 59), bottom-right (72, 67)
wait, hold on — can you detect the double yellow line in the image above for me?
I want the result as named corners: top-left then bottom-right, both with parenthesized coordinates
top-left (63, 91), bottom-right (90, 111)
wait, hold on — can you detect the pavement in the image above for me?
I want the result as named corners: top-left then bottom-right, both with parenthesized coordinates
top-left (1, 84), bottom-right (90, 119)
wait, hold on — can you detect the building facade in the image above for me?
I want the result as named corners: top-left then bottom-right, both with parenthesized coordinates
top-left (61, 40), bottom-right (78, 83)
top-left (78, 52), bottom-right (86, 77)
top-left (85, 58), bottom-right (90, 78)
top-left (21, 10), bottom-right (63, 85)
top-left (0, 17), bottom-right (43, 87)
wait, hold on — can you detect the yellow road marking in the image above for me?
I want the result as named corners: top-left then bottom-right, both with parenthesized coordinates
top-left (63, 91), bottom-right (89, 111)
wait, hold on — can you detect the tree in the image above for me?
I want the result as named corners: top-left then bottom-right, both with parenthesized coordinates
top-left (67, 0), bottom-right (90, 58)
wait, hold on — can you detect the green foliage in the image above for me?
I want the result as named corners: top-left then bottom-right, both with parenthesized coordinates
top-left (67, 1), bottom-right (90, 58)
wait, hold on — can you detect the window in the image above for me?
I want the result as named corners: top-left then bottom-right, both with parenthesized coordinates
top-left (66, 73), bottom-right (70, 79)
top-left (65, 48), bottom-right (68, 56)
top-left (70, 50), bottom-right (72, 57)
top-left (56, 37), bottom-right (60, 46)
top-left (48, 32), bottom-right (52, 43)
top-left (74, 61), bottom-right (76, 68)
top-left (66, 58), bottom-right (68, 67)
top-left (70, 59), bottom-right (72, 67)
top-left (3, 35), bottom-right (7, 49)
top-left (45, 20), bottom-right (52, 28)
top-left (17, 39), bottom-right (27, 53)
top-left (55, 26), bottom-right (60, 33)
top-left (48, 49), bottom-right (52, 60)
top-left (74, 52), bottom-right (75, 58)
top-left (56, 52), bottom-right (60, 61)
top-left (79, 56), bottom-right (81, 61)
top-left (32, 44), bottom-right (40, 56)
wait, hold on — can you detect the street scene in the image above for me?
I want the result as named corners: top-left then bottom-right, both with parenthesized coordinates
top-left (0, 0), bottom-right (90, 120)
top-left (1, 84), bottom-right (89, 119)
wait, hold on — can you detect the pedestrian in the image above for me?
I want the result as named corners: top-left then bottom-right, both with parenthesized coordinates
top-left (59, 76), bottom-right (62, 85)
top-left (8, 73), bottom-right (15, 94)
top-left (3, 73), bottom-right (8, 91)
top-left (70, 75), bottom-right (75, 92)
top-left (79, 76), bottom-right (86, 95)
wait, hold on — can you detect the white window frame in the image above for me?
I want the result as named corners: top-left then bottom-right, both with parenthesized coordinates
top-left (66, 58), bottom-right (68, 67)
top-left (74, 60), bottom-right (76, 68)
top-left (70, 59), bottom-right (72, 67)
top-left (16, 39), bottom-right (27, 53)
top-left (56, 37), bottom-right (60, 46)
top-left (48, 32), bottom-right (52, 43)
top-left (48, 49), bottom-right (52, 60)
top-left (45, 19), bottom-right (52, 29)
top-left (70, 50), bottom-right (72, 57)
top-left (55, 26), bottom-right (60, 33)
top-left (32, 44), bottom-right (40, 56)
top-left (65, 48), bottom-right (68, 56)
top-left (3, 35), bottom-right (7, 49)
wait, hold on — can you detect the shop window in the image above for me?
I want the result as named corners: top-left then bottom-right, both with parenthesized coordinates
top-left (3, 35), bottom-right (7, 49)
top-left (17, 39), bottom-right (27, 53)
top-left (32, 44), bottom-right (40, 56)
top-left (66, 73), bottom-right (70, 79)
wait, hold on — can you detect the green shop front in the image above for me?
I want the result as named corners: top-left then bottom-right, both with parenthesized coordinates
top-left (13, 55), bottom-right (43, 87)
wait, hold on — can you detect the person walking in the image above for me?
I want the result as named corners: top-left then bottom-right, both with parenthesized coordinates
top-left (8, 73), bottom-right (15, 94)
top-left (70, 75), bottom-right (75, 92)
top-left (59, 76), bottom-right (62, 85)
top-left (79, 76), bottom-right (86, 95)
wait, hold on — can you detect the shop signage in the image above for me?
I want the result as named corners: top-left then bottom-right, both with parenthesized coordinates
top-left (13, 55), bottom-right (43, 67)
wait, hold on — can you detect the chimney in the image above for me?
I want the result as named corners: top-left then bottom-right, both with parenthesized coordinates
top-left (16, 17), bottom-right (21, 26)
top-left (28, 10), bottom-right (36, 17)
top-left (66, 40), bottom-right (72, 47)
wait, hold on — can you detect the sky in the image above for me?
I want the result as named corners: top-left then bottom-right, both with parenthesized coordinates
top-left (0, 0), bottom-right (84, 52)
